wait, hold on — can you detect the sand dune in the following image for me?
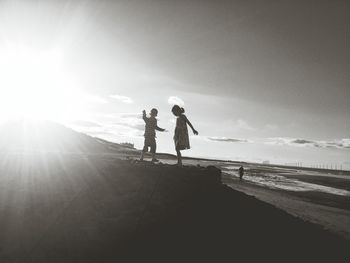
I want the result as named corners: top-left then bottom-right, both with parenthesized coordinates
top-left (0, 122), bottom-right (349, 262)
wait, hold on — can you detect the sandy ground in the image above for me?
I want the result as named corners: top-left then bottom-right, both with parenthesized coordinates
top-left (161, 158), bottom-right (350, 240)
top-left (223, 175), bottom-right (350, 240)
top-left (1, 153), bottom-right (349, 262)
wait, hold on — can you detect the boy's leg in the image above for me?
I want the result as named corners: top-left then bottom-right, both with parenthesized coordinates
top-left (151, 139), bottom-right (158, 162)
top-left (140, 143), bottom-right (148, 161)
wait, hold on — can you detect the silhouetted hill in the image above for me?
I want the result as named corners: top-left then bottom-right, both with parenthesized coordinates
top-left (0, 155), bottom-right (348, 263)
top-left (0, 120), bottom-right (137, 154)
top-left (0, 121), bottom-right (349, 262)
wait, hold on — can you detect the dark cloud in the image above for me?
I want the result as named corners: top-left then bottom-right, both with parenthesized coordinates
top-left (320, 140), bottom-right (350, 149)
top-left (208, 137), bottom-right (248, 143)
top-left (270, 137), bottom-right (350, 149)
top-left (291, 139), bottom-right (314, 145)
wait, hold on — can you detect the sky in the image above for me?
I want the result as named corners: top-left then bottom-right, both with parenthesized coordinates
top-left (0, 0), bottom-right (349, 169)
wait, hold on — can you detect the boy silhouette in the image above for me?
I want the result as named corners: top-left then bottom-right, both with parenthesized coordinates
top-left (140, 108), bottom-right (166, 162)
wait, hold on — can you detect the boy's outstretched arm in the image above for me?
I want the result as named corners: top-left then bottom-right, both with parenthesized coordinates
top-left (154, 118), bottom-right (166, 132)
top-left (155, 125), bottom-right (166, 132)
top-left (184, 116), bottom-right (198, 135)
top-left (142, 110), bottom-right (148, 123)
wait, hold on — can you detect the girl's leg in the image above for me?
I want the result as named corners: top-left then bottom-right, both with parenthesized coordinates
top-left (140, 150), bottom-right (145, 161)
top-left (176, 147), bottom-right (182, 166)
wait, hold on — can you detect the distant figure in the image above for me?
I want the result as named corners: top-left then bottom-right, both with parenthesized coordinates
top-left (140, 108), bottom-right (166, 162)
top-left (171, 105), bottom-right (198, 166)
top-left (238, 166), bottom-right (244, 180)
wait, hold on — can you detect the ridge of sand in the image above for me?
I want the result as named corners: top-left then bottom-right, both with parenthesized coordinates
top-left (0, 153), bottom-right (349, 262)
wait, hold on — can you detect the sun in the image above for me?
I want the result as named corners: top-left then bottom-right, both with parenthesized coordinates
top-left (0, 46), bottom-right (87, 122)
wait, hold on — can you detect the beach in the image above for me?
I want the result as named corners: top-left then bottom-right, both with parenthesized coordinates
top-left (172, 158), bottom-right (350, 240)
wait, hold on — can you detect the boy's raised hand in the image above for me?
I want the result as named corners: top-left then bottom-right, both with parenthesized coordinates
top-left (193, 129), bottom-right (199, 135)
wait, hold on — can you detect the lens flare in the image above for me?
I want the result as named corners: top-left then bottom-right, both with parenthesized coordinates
top-left (0, 46), bottom-right (91, 122)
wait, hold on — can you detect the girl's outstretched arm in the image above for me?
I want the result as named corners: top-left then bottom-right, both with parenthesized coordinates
top-left (183, 115), bottom-right (198, 135)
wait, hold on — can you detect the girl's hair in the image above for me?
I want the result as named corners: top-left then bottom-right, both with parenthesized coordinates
top-left (172, 105), bottom-right (185, 115)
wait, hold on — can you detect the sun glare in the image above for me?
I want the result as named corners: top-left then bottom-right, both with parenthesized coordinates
top-left (0, 46), bottom-right (88, 122)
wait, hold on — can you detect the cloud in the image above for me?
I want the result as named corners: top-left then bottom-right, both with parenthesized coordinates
top-left (267, 137), bottom-right (350, 149)
top-left (224, 119), bottom-right (255, 132)
top-left (83, 94), bottom-right (108, 104)
top-left (266, 137), bottom-right (315, 147)
top-left (116, 122), bottom-right (145, 131)
top-left (263, 124), bottom-right (278, 131)
top-left (317, 139), bottom-right (350, 149)
top-left (87, 124), bottom-right (143, 139)
top-left (168, 96), bottom-right (184, 106)
top-left (110, 94), bottom-right (134, 104)
top-left (236, 119), bottom-right (254, 131)
top-left (111, 124), bottom-right (144, 138)
top-left (207, 137), bottom-right (249, 143)
top-left (119, 113), bottom-right (140, 118)
top-left (112, 113), bottom-right (145, 131)
top-left (69, 120), bottom-right (101, 128)
top-left (291, 139), bottom-right (314, 145)
top-left (79, 113), bottom-right (145, 139)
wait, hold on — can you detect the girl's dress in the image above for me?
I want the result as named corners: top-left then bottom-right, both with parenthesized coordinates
top-left (174, 114), bottom-right (190, 150)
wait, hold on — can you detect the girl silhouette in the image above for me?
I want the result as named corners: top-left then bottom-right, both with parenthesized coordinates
top-left (171, 105), bottom-right (198, 166)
